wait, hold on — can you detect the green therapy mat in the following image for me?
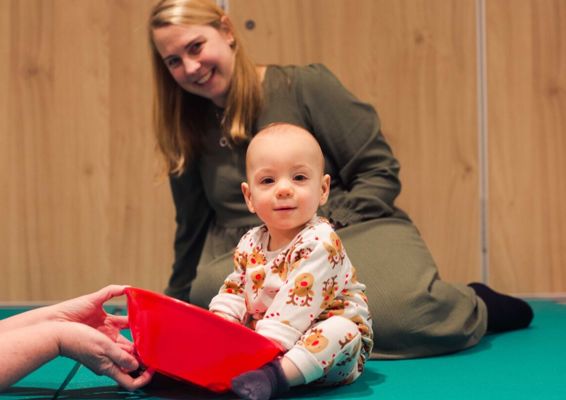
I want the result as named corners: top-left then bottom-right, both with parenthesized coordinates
top-left (1, 300), bottom-right (565, 399)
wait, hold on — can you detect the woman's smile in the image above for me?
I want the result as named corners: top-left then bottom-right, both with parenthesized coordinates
top-left (195, 69), bottom-right (213, 85)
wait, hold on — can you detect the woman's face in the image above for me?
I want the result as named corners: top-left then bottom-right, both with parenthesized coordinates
top-left (152, 20), bottom-right (235, 107)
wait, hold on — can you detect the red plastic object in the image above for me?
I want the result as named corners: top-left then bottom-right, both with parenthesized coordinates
top-left (125, 287), bottom-right (281, 393)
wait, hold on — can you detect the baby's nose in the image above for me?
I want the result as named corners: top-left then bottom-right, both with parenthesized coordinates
top-left (276, 183), bottom-right (293, 198)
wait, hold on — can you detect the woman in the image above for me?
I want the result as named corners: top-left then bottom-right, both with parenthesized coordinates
top-left (148, 0), bottom-right (533, 359)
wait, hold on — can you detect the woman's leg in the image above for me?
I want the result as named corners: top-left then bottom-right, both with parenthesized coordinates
top-left (338, 218), bottom-right (488, 359)
top-left (189, 250), bottom-right (234, 309)
top-left (190, 217), bottom-right (487, 358)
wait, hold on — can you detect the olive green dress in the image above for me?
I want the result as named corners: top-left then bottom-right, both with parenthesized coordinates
top-left (166, 64), bottom-right (487, 359)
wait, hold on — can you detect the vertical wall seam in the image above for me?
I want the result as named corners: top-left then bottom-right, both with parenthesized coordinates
top-left (476, 0), bottom-right (490, 283)
top-left (216, 0), bottom-right (229, 13)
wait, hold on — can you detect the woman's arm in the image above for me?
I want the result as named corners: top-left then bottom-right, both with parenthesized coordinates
top-left (208, 232), bottom-right (253, 323)
top-left (166, 164), bottom-right (213, 301)
top-left (0, 322), bottom-right (61, 391)
top-left (0, 321), bottom-right (150, 391)
top-left (299, 64), bottom-right (404, 227)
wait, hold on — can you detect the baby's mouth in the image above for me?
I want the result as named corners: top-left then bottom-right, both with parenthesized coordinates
top-left (274, 206), bottom-right (296, 211)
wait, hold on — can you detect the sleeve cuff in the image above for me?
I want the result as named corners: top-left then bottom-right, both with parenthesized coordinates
top-left (209, 294), bottom-right (247, 323)
top-left (329, 208), bottom-right (356, 227)
top-left (255, 319), bottom-right (303, 350)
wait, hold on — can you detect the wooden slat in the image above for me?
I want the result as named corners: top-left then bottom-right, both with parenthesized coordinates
top-left (0, 0), bottom-right (173, 301)
top-left (106, 0), bottom-right (174, 294)
top-left (2, 0), bottom-right (564, 301)
top-left (3, 0), bottom-right (58, 299)
top-left (486, 0), bottom-right (566, 293)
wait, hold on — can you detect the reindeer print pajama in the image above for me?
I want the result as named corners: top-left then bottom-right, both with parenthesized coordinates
top-left (209, 216), bottom-right (373, 385)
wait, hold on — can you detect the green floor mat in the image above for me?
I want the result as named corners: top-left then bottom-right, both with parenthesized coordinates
top-left (1, 300), bottom-right (564, 399)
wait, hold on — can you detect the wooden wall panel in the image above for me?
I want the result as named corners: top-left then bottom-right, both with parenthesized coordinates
top-left (486, 0), bottom-right (566, 294)
top-left (2, 0), bottom-right (58, 300)
top-left (106, 1), bottom-right (175, 294)
top-left (229, 0), bottom-right (481, 283)
top-left (2, 0), bottom-right (564, 301)
top-left (0, 0), bottom-right (174, 301)
top-left (0, 0), bottom-right (15, 297)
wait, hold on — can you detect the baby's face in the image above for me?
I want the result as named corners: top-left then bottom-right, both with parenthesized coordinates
top-left (242, 125), bottom-right (330, 242)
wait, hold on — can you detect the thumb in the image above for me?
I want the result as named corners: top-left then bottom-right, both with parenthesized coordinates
top-left (110, 367), bottom-right (154, 391)
top-left (105, 342), bottom-right (139, 372)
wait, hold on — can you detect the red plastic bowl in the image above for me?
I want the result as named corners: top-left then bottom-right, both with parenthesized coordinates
top-left (125, 287), bottom-right (281, 392)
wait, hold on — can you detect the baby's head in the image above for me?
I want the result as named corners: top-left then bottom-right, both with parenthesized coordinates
top-left (242, 123), bottom-right (330, 244)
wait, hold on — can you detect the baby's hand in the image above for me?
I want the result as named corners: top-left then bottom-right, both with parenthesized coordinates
top-left (212, 311), bottom-right (239, 323)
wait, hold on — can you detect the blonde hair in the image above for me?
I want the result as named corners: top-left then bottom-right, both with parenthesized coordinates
top-left (149, 0), bottom-right (262, 175)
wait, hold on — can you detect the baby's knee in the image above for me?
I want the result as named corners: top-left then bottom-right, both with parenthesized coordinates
top-left (314, 315), bottom-right (360, 335)
top-left (286, 316), bottom-right (365, 385)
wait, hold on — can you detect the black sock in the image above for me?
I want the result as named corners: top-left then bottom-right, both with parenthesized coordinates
top-left (469, 282), bottom-right (534, 333)
top-left (231, 359), bottom-right (290, 400)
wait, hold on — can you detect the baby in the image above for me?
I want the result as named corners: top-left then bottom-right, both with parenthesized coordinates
top-left (209, 123), bottom-right (373, 400)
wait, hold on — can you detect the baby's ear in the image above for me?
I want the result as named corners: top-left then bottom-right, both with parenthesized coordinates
top-left (319, 174), bottom-right (331, 206)
top-left (241, 182), bottom-right (256, 213)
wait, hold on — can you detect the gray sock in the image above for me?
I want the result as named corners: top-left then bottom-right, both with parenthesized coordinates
top-left (231, 359), bottom-right (290, 400)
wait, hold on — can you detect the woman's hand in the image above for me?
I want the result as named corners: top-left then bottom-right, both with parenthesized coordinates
top-left (48, 285), bottom-right (134, 347)
top-left (55, 321), bottom-right (152, 390)
top-left (50, 285), bottom-right (153, 390)
top-left (0, 285), bottom-right (153, 391)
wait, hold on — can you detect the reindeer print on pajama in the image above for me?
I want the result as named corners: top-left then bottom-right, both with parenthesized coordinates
top-left (209, 216), bottom-right (373, 385)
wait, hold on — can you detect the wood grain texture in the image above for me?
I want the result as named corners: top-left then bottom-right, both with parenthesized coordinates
top-left (230, 0), bottom-right (481, 284)
top-left (486, 0), bottom-right (566, 293)
top-left (1, 0), bottom-right (564, 300)
top-left (0, 0), bottom-right (174, 301)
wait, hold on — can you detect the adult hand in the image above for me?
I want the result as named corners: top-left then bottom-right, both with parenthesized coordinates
top-left (0, 285), bottom-right (152, 391)
top-left (50, 285), bottom-right (131, 344)
top-left (51, 285), bottom-right (153, 390)
top-left (56, 321), bottom-right (152, 390)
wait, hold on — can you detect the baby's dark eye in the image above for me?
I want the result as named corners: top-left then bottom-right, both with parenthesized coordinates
top-left (294, 174), bottom-right (308, 181)
top-left (260, 177), bottom-right (274, 185)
